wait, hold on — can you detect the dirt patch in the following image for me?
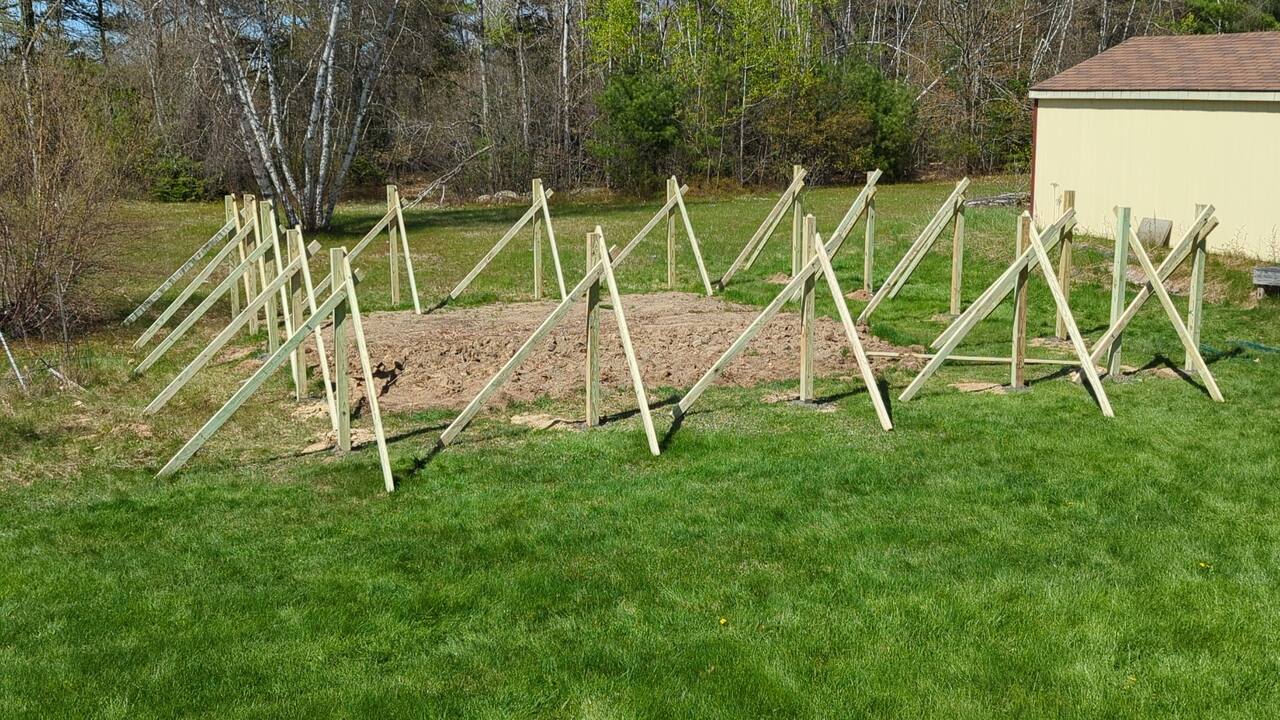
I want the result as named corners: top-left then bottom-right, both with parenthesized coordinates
top-left (844, 288), bottom-right (871, 302)
top-left (764, 272), bottom-right (791, 285)
top-left (949, 381), bottom-right (1005, 395)
top-left (330, 292), bottom-right (913, 413)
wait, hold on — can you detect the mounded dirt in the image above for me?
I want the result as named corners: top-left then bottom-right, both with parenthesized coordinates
top-left (314, 292), bottom-right (914, 413)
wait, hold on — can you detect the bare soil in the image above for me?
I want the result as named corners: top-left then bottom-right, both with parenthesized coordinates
top-left (316, 292), bottom-right (912, 413)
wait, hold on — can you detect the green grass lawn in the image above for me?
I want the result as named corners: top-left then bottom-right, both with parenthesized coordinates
top-left (2, 178), bottom-right (1279, 718)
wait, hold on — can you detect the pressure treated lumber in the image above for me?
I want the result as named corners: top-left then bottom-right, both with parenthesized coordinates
top-left (1124, 224), bottom-right (1223, 402)
top-left (134, 219), bottom-right (256, 349)
top-left (437, 235), bottom-right (658, 455)
top-left (611, 177), bottom-right (713, 295)
top-left (811, 231), bottom-right (893, 431)
top-left (1010, 213), bottom-right (1031, 388)
top-left (1055, 191), bottom-right (1076, 338)
top-left (1185, 203), bottom-right (1208, 371)
top-left (931, 208), bottom-right (1078, 350)
top-left (1088, 205), bottom-right (1217, 366)
top-left (133, 233), bottom-right (275, 375)
top-left (157, 252), bottom-right (393, 491)
top-left (1107, 207), bottom-right (1131, 377)
top-left (858, 178), bottom-right (969, 323)
top-left (798, 215), bottom-right (816, 401)
top-left (716, 169), bottom-right (807, 289)
top-left (429, 186), bottom-right (561, 312)
top-left (124, 206), bottom-right (243, 325)
top-left (143, 241), bottom-right (321, 414)
top-left (675, 205), bottom-right (886, 424)
top-left (593, 230), bottom-right (661, 455)
top-left (391, 184), bottom-right (422, 313)
top-left (900, 209), bottom-right (1078, 403)
top-left (586, 232), bottom-right (602, 427)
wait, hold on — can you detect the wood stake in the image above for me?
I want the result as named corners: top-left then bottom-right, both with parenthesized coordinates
top-left (859, 178), bottom-right (970, 323)
top-left (535, 180), bottom-right (567, 298)
top-left (1108, 207), bottom-right (1131, 377)
top-left (1089, 206), bottom-right (1216, 365)
top-left (339, 250), bottom-right (396, 491)
top-left (585, 230), bottom-right (602, 427)
top-left (1126, 228), bottom-right (1224, 402)
top-left (811, 232), bottom-right (893, 431)
top-left (594, 230), bottom-right (661, 455)
top-left (133, 234), bottom-right (275, 375)
top-left (666, 178), bottom-right (676, 289)
top-left (864, 194), bottom-right (876, 293)
top-left (716, 169), bottom-right (807, 289)
top-left (791, 165), bottom-right (804, 277)
top-left (903, 210), bottom-right (1076, 401)
top-left (1011, 213), bottom-right (1031, 389)
top-left (388, 185), bottom-right (400, 306)
top-left (332, 248), bottom-right (351, 452)
top-left (144, 241), bottom-right (321, 413)
top-left (1186, 203), bottom-right (1208, 371)
top-left (392, 185), bottom-right (422, 313)
top-left (949, 198), bottom-right (966, 315)
top-left (156, 279), bottom-right (352, 479)
top-left (799, 215), bottom-right (816, 401)
top-left (533, 180), bottom-right (543, 300)
top-left (1055, 190), bottom-right (1076, 338)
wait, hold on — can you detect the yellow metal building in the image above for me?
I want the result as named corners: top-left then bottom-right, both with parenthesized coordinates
top-left (1030, 32), bottom-right (1280, 260)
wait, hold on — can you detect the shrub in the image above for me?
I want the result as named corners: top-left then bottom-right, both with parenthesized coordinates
top-left (761, 61), bottom-right (917, 183)
top-left (589, 70), bottom-right (683, 192)
top-left (148, 153), bottom-right (207, 202)
top-left (0, 55), bottom-right (121, 338)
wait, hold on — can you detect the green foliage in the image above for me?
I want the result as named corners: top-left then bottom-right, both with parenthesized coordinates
top-left (148, 154), bottom-right (207, 202)
top-left (761, 61), bottom-right (917, 183)
top-left (589, 69), bottom-right (683, 192)
top-left (1175, 0), bottom-right (1280, 32)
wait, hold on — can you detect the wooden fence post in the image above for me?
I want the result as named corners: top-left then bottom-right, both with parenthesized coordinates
top-left (1109, 207), bottom-right (1131, 377)
top-left (1186, 203), bottom-right (1208, 371)
top-left (288, 230), bottom-right (307, 400)
top-left (949, 196), bottom-right (966, 315)
top-left (1011, 213), bottom-right (1031, 389)
top-left (533, 179), bottom-right (544, 300)
top-left (791, 165), bottom-right (805, 277)
top-left (332, 248), bottom-right (351, 452)
top-left (864, 194), bottom-right (876, 293)
top-left (239, 195), bottom-right (259, 335)
top-left (585, 230), bottom-right (602, 427)
top-left (666, 177), bottom-right (677, 289)
top-left (255, 199), bottom-right (280, 352)
top-left (1055, 190), bottom-right (1076, 338)
top-left (388, 185), bottom-right (400, 306)
top-left (799, 214), bottom-right (816, 401)
top-left (225, 196), bottom-right (241, 320)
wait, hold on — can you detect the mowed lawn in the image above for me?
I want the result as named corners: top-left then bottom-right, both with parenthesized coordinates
top-left (2, 177), bottom-right (1279, 718)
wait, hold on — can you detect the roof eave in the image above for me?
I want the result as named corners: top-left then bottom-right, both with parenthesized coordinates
top-left (1030, 89), bottom-right (1280, 102)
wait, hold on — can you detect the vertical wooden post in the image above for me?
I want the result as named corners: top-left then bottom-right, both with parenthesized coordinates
top-left (1186, 203), bottom-right (1208, 371)
top-left (225, 196), bottom-right (241, 321)
top-left (331, 248), bottom-right (351, 452)
top-left (256, 199), bottom-right (280, 352)
top-left (532, 179), bottom-right (544, 300)
top-left (1055, 190), bottom-right (1076, 338)
top-left (391, 185), bottom-right (421, 313)
top-left (1011, 213), bottom-right (1031, 389)
top-left (666, 177), bottom-right (677, 289)
top-left (239, 195), bottom-right (259, 335)
top-left (1108, 207), bottom-right (1131, 377)
top-left (864, 194), bottom-right (876, 293)
top-left (790, 165), bottom-right (804, 277)
top-left (949, 198), bottom-right (966, 315)
top-left (799, 214), bottom-right (816, 402)
top-left (286, 231), bottom-right (307, 400)
top-left (585, 230), bottom-right (602, 427)
top-left (388, 185), bottom-right (400, 307)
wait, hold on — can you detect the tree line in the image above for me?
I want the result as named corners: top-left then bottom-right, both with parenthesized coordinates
top-left (2, 0), bottom-right (1278, 335)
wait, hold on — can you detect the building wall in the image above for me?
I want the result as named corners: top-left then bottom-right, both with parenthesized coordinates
top-left (1032, 97), bottom-right (1280, 260)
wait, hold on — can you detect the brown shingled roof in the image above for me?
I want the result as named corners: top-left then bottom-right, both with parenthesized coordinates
top-left (1032, 31), bottom-right (1280, 92)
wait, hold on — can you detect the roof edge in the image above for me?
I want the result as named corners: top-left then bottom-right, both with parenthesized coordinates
top-left (1030, 89), bottom-right (1280, 102)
